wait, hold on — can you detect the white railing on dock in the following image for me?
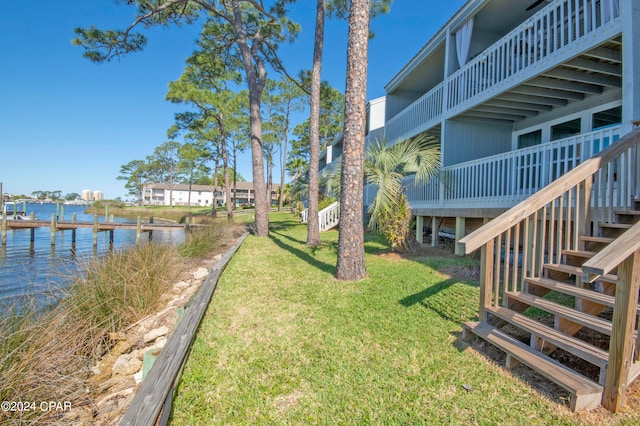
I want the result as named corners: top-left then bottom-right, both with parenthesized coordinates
top-left (404, 125), bottom-right (622, 209)
top-left (300, 208), bottom-right (309, 224)
top-left (385, 0), bottom-right (621, 145)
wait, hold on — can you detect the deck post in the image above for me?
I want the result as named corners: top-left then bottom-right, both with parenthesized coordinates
top-left (479, 241), bottom-right (494, 322)
top-left (50, 214), bottom-right (56, 246)
top-left (415, 215), bottom-right (424, 244)
top-left (105, 206), bottom-right (109, 222)
top-left (602, 250), bottom-right (640, 412)
top-left (60, 204), bottom-right (65, 221)
top-left (455, 217), bottom-right (466, 256)
top-left (149, 216), bottom-right (154, 241)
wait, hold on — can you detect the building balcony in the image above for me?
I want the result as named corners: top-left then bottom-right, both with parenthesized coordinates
top-left (385, 0), bottom-right (622, 146)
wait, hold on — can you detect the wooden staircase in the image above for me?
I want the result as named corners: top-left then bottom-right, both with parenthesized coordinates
top-left (458, 127), bottom-right (640, 412)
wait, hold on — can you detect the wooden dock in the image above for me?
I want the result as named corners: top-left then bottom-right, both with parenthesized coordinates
top-left (1, 215), bottom-right (186, 246)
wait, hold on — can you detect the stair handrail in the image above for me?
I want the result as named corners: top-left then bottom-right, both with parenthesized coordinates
top-left (458, 126), bottom-right (640, 255)
top-left (318, 201), bottom-right (339, 216)
top-left (319, 201), bottom-right (340, 232)
top-left (582, 220), bottom-right (640, 280)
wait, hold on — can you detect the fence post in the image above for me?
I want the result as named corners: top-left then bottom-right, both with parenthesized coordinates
top-left (602, 250), bottom-right (640, 412)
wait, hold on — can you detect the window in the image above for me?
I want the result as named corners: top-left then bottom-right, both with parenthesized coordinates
top-left (593, 106), bottom-right (622, 130)
top-left (518, 130), bottom-right (542, 149)
top-left (551, 118), bottom-right (581, 141)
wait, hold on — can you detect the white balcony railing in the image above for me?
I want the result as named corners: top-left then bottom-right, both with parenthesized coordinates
top-left (384, 83), bottom-right (444, 144)
top-left (448, 0), bottom-right (621, 110)
top-left (404, 125), bottom-right (622, 209)
top-left (385, 0), bottom-right (621, 145)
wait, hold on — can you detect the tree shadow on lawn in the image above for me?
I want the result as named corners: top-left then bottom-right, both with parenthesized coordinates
top-left (398, 277), bottom-right (478, 324)
top-left (268, 225), bottom-right (388, 273)
top-left (269, 230), bottom-right (336, 275)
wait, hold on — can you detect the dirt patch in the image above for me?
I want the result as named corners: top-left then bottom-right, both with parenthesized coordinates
top-left (377, 242), bottom-right (480, 282)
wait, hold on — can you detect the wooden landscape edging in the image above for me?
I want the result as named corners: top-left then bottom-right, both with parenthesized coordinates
top-left (119, 231), bottom-right (249, 426)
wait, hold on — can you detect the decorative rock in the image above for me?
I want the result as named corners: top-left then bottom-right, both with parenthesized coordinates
top-left (108, 331), bottom-right (127, 341)
top-left (173, 280), bottom-right (190, 291)
top-left (111, 340), bottom-right (132, 357)
top-left (193, 267), bottom-right (209, 280)
top-left (112, 354), bottom-right (143, 377)
top-left (143, 326), bottom-right (169, 343)
top-left (133, 370), bottom-right (143, 386)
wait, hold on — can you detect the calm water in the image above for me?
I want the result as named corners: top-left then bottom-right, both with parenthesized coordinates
top-left (0, 203), bottom-right (185, 310)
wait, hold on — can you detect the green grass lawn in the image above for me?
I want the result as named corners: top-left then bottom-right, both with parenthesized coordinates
top-left (170, 213), bottom-right (636, 425)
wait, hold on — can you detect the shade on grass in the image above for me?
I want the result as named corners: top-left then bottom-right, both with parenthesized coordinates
top-left (170, 213), bottom-right (617, 425)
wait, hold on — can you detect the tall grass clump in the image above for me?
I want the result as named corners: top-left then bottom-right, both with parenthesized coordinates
top-left (0, 242), bottom-right (181, 424)
top-left (178, 221), bottom-right (230, 258)
top-left (68, 243), bottom-right (181, 339)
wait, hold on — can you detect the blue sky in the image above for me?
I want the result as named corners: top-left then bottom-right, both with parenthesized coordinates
top-left (0, 0), bottom-right (466, 200)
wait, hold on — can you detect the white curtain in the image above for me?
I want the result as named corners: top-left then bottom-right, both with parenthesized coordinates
top-left (455, 17), bottom-right (474, 67)
top-left (602, 0), bottom-right (620, 23)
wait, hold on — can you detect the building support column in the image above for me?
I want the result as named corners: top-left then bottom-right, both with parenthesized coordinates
top-left (415, 215), bottom-right (424, 244)
top-left (431, 216), bottom-right (441, 247)
top-left (622, 0), bottom-right (640, 135)
top-left (455, 216), bottom-right (465, 256)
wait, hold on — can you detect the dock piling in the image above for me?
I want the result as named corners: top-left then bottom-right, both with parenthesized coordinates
top-left (93, 215), bottom-right (98, 247)
top-left (50, 214), bottom-right (57, 245)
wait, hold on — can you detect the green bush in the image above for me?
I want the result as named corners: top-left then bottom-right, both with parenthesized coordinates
top-left (318, 196), bottom-right (337, 211)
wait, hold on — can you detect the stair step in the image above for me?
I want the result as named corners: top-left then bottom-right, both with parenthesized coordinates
top-left (486, 306), bottom-right (608, 369)
top-left (614, 210), bottom-right (640, 223)
top-left (525, 277), bottom-right (616, 310)
top-left (580, 236), bottom-right (615, 244)
top-left (505, 291), bottom-right (613, 336)
top-left (599, 222), bottom-right (633, 230)
top-left (463, 321), bottom-right (603, 411)
top-left (543, 263), bottom-right (618, 284)
top-left (562, 249), bottom-right (596, 259)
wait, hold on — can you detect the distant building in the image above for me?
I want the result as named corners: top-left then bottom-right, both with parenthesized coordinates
top-left (81, 190), bottom-right (93, 201)
top-left (142, 182), bottom-right (281, 207)
top-left (92, 190), bottom-right (104, 201)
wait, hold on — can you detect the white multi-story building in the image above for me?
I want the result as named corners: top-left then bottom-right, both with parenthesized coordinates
top-left (142, 182), bottom-right (281, 207)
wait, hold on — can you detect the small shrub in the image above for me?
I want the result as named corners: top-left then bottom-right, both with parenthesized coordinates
top-left (318, 196), bottom-right (337, 211)
top-left (377, 194), bottom-right (418, 252)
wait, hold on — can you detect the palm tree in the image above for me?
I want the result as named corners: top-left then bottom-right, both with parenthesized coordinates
top-left (365, 137), bottom-right (440, 252)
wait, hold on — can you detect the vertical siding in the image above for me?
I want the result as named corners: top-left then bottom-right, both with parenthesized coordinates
top-left (443, 120), bottom-right (512, 166)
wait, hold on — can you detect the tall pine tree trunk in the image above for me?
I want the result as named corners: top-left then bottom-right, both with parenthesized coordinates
top-left (249, 86), bottom-right (269, 236)
top-left (307, 0), bottom-right (325, 246)
top-left (336, 0), bottom-right (370, 281)
top-left (219, 112), bottom-right (233, 223)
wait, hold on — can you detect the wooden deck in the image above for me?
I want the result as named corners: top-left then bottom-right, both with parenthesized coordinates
top-left (2, 219), bottom-right (185, 232)
top-left (1, 217), bottom-right (186, 246)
